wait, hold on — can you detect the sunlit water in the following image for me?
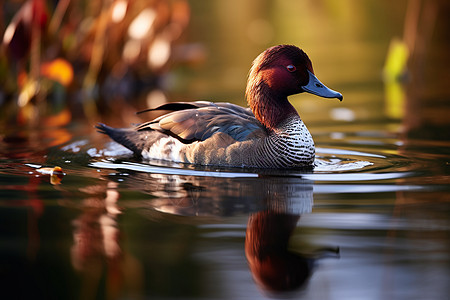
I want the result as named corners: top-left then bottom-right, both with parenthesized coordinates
top-left (1, 120), bottom-right (448, 300)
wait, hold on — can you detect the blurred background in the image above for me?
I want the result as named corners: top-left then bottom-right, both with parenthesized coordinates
top-left (1, 1), bottom-right (449, 299)
top-left (1, 0), bottom-right (449, 139)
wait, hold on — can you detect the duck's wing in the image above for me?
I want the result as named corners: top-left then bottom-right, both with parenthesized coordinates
top-left (135, 101), bottom-right (266, 143)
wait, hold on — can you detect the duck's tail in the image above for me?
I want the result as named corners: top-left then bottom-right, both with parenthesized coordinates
top-left (96, 123), bottom-right (149, 157)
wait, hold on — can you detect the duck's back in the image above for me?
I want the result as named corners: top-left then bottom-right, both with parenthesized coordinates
top-left (137, 101), bottom-right (266, 142)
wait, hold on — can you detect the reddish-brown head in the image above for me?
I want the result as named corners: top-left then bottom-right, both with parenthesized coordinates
top-left (247, 45), bottom-right (314, 97)
top-left (246, 45), bottom-right (342, 129)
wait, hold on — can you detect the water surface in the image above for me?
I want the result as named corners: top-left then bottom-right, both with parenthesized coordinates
top-left (1, 119), bottom-right (448, 299)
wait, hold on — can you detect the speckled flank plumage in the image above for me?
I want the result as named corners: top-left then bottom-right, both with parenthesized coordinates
top-left (258, 117), bottom-right (315, 168)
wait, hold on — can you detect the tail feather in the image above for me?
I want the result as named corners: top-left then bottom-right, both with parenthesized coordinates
top-left (96, 123), bottom-right (149, 157)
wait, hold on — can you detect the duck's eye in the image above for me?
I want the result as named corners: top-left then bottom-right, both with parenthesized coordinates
top-left (286, 65), bottom-right (296, 72)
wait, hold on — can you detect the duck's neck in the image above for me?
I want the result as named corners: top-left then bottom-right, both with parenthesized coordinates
top-left (247, 81), bottom-right (299, 130)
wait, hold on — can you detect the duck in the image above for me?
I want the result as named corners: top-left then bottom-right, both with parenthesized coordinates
top-left (97, 44), bottom-right (343, 168)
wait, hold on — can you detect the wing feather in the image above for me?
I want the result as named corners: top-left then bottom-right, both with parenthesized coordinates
top-left (135, 102), bottom-right (265, 143)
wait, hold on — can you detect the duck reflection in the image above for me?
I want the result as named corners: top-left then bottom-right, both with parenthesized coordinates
top-left (244, 179), bottom-right (339, 293)
top-left (246, 209), bottom-right (340, 293)
top-left (73, 166), bottom-right (339, 297)
top-left (109, 169), bottom-right (317, 217)
top-left (106, 170), bottom-right (339, 293)
top-left (246, 210), bottom-right (308, 291)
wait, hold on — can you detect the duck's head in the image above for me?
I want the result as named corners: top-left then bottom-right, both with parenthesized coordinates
top-left (246, 45), bottom-right (342, 129)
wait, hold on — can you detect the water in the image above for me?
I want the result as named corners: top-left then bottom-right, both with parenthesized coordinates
top-left (1, 0), bottom-right (450, 299)
top-left (1, 119), bottom-right (448, 300)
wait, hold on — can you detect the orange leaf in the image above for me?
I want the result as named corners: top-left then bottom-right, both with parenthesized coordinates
top-left (36, 166), bottom-right (65, 185)
top-left (40, 58), bottom-right (74, 86)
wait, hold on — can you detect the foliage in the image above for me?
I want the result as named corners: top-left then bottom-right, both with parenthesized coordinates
top-left (0, 0), bottom-right (191, 125)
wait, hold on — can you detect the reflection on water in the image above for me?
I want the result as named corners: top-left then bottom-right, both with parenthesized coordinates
top-left (244, 181), bottom-right (339, 293)
top-left (246, 210), bottom-right (313, 292)
top-left (70, 167), bottom-right (342, 296)
top-left (70, 181), bottom-right (144, 300)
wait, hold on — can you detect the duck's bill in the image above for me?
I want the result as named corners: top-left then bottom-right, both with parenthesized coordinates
top-left (302, 70), bottom-right (343, 101)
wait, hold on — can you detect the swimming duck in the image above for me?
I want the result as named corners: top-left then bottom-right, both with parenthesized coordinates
top-left (97, 45), bottom-right (342, 168)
